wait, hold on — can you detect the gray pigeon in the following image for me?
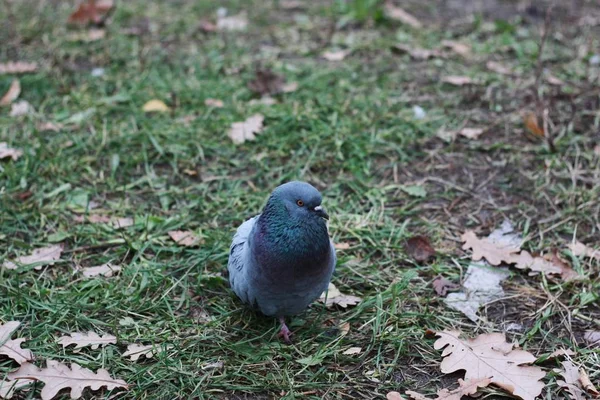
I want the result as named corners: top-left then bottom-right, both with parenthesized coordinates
top-left (228, 181), bottom-right (336, 342)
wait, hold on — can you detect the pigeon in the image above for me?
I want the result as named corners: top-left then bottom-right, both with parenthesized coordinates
top-left (228, 181), bottom-right (336, 342)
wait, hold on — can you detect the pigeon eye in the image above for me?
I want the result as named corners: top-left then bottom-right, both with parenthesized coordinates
top-left (296, 200), bottom-right (304, 207)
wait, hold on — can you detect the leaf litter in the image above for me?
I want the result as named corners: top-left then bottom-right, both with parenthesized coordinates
top-left (0, 142), bottom-right (23, 161)
top-left (404, 235), bottom-right (436, 263)
top-left (227, 114), bottom-right (265, 144)
top-left (123, 344), bottom-right (172, 361)
top-left (3, 245), bottom-right (63, 270)
top-left (168, 230), bottom-right (202, 247)
top-left (319, 283), bottom-right (362, 308)
top-left (0, 321), bottom-right (34, 365)
top-left (58, 332), bottom-right (117, 350)
top-left (81, 263), bottom-right (121, 278)
top-left (405, 377), bottom-right (492, 400)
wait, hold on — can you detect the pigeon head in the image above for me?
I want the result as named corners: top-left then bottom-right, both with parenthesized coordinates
top-left (267, 181), bottom-right (329, 221)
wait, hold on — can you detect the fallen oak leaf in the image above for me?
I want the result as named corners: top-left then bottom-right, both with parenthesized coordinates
top-left (458, 127), bottom-right (484, 139)
top-left (318, 283), bottom-right (362, 308)
top-left (3, 244), bottom-right (63, 270)
top-left (433, 330), bottom-right (545, 400)
top-left (579, 367), bottom-right (599, 396)
top-left (68, 0), bottom-right (114, 25)
top-left (432, 276), bottom-right (459, 297)
top-left (58, 332), bottom-right (117, 350)
top-left (406, 377), bottom-right (492, 400)
top-left (556, 360), bottom-right (585, 400)
top-left (386, 392), bottom-right (407, 400)
top-left (461, 231), bottom-right (520, 266)
top-left (227, 114), bottom-right (265, 144)
top-left (0, 321), bottom-right (34, 365)
top-left (82, 263), bottom-right (121, 278)
top-left (0, 377), bottom-right (32, 399)
top-left (569, 241), bottom-right (600, 262)
top-left (168, 230), bottom-right (202, 247)
top-left (0, 61), bottom-right (38, 74)
top-left (342, 347), bottom-right (362, 355)
top-left (0, 142), bottom-right (23, 161)
top-left (405, 235), bottom-right (435, 262)
top-left (8, 360), bottom-right (128, 400)
top-left (0, 79), bottom-right (21, 106)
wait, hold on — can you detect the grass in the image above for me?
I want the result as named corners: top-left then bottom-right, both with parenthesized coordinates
top-left (1, 0), bottom-right (599, 399)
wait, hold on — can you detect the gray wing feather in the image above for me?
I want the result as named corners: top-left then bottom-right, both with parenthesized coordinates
top-left (227, 215), bottom-right (259, 305)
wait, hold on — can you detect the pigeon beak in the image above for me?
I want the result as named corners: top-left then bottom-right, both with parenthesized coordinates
top-left (313, 205), bottom-right (329, 220)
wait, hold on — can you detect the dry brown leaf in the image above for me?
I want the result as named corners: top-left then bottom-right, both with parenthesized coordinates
top-left (384, 2), bottom-right (422, 28)
top-left (3, 244), bottom-right (63, 270)
top-left (461, 231), bottom-right (520, 266)
top-left (509, 250), bottom-right (577, 280)
top-left (68, 0), bottom-right (114, 25)
top-left (318, 283), bottom-right (362, 308)
top-left (523, 112), bottom-right (544, 137)
top-left (546, 348), bottom-right (576, 360)
top-left (82, 263), bottom-right (121, 278)
top-left (142, 99), bottom-right (170, 113)
top-left (0, 322), bottom-right (34, 365)
top-left (434, 330), bottom-right (545, 400)
top-left (584, 331), bottom-right (600, 347)
top-left (338, 322), bottom-right (350, 337)
top-left (0, 377), bottom-right (32, 399)
top-left (322, 50), bottom-right (350, 61)
top-left (386, 392), bottom-right (407, 400)
top-left (432, 276), bottom-right (459, 297)
top-left (406, 377), bottom-right (492, 400)
top-left (569, 241), bottom-right (600, 262)
top-left (0, 142), bottom-right (23, 161)
top-left (123, 344), bottom-right (172, 361)
top-left (392, 44), bottom-right (441, 60)
top-left (486, 61), bottom-right (513, 75)
top-left (441, 40), bottom-right (471, 57)
top-left (458, 127), bottom-right (484, 139)
top-left (216, 12), bottom-right (248, 31)
top-left (111, 217), bottom-right (134, 229)
top-left (228, 114), bottom-right (265, 144)
top-left (8, 360), bottom-right (128, 400)
top-left (405, 235), bottom-right (435, 262)
top-left (546, 74), bottom-right (565, 86)
top-left (334, 242), bottom-right (351, 250)
top-left (0, 80), bottom-right (21, 106)
top-left (204, 98), bottom-right (224, 108)
top-left (248, 68), bottom-right (286, 96)
top-left (0, 61), bottom-right (38, 74)
top-left (557, 360), bottom-right (585, 400)
top-left (342, 347), bottom-right (361, 355)
top-left (58, 332), bottom-right (117, 350)
top-left (168, 230), bottom-right (202, 247)
top-left (579, 368), bottom-right (600, 396)
top-left (441, 76), bottom-right (476, 86)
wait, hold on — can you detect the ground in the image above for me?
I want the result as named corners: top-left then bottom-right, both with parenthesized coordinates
top-left (1, 0), bottom-right (599, 399)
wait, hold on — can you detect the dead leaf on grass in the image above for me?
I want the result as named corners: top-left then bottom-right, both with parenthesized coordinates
top-left (58, 332), bottom-right (117, 350)
top-left (204, 98), bottom-right (224, 108)
top-left (545, 348), bottom-right (576, 360)
top-left (10, 100), bottom-right (33, 117)
top-left (123, 344), bottom-right (172, 361)
top-left (3, 244), bottom-right (63, 270)
top-left (432, 276), bottom-right (459, 297)
top-left (458, 127), bottom-right (484, 139)
top-left (433, 330), bottom-right (545, 400)
top-left (384, 2), bottom-right (422, 28)
top-left (486, 61), bottom-right (513, 75)
top-left (556, 361), bottom-right (585, 400)
top-left (334, 242), bottom-right (351, 250)
top-left (441, 40), bottom-right (471, 57)
top-left (392, 44), bottom-right (441, 60)
top-left (0, 80), bottom-right (21, 106)
top-left (569, 241), bottom-right (600, 262)
top-left (82, 263), bottom-right (121, 278)
top-left (342, 347), bottom-right (361, 355)
top-left (523, 111), bottom-right (544, 137)
top-left (68, 0), bottom-right (114, 25)
top-left (578, 367), bottom-right (599, 396)
top-left (318, 283), bottom-right (362, 308)
top-left (8, 360), bottom-right (128, 400)
top-left (405, 235), bottom-right (435, 262)
top-left (545, 73), bottom-right (565, 86)
top-left (584, 330), bottom-right (600, 347)
top-left (0, 378), bottom-right (32, 399)
top-left (0, 142), bottom-right (23, 161)
top-left (142, 99), bottom-right (170, 113)
top-left (168, 230), bottom-right (202, 247)
top-left (0, 61), bottom-right (38, 74)
top-left (441, 76), bottom-right (477, 86)
top-left (228, 114), bottom-right (265, 144)
top-left (37, 122), bottom-right (63, 132)
top-left (216, 12), bottom-right (248, 31)
top-left (0, 321), bottom-right (34, 365)
top-left (322, 50), bottom-right (350, 61)
top-left (111, 217), bottom-right (134, 229)
top-left (406, 377), bottom-right (492, 400)
top-left (386, 392), bottom-right (407, 400)
top-left (461, 231), bottom-right (520, 266)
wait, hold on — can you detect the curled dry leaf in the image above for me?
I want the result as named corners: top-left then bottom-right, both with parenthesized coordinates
top-left (318, 283), bottom-right (362, 308)
top-left (556, 360), bottom-right (585, 400)
top-left (569, 241), bottom-right (600, 262)
top-left (0, 80), bottom-right (21, 106)
top-left (322, 50), bottom-right (350, 61)
top-left (433, 330), bottom-right (545, 400)
top-left (82, 263), bottom-right (121, 278)
top-left (441, 76), bottom-right (477, 86)
top-left (3, 245), bottom-right (63, 270)
top-left (0, 61), bottom-right (37, 74)
top-left (123, 344), bottom-right (172, 361)
top-left (8, 360), bottom-right (128, 400)
top-left (0, 321), bottom-right (34, 365)
top-left (0, 142), bottom-right (23, 161)
top-left (523, 112), bottom-right (544, 137)
top-left (228, 114), bottom-right (265, 144)
top-left (68, 0), bottom-right (114, 25)
top-left (405, 235), bottom-right (435, 262)
top-left (486, 61), bottom-right (512, 75)
top-left (204, 98), bottom-right (224, 108)
top-left (392, 44), bottom-right (441, 60)
top-left (441, 40), bottom-right (471, 57)
top-left (578, 368), bottom-right (599, 396)
top-left (142, 99), bottom-right (170, 113)
top-left (384, 2), bottom-right (422, 28)
top-left (432, 276), bottom-right (459, 297)
top-left (406, 377), bottom-right (492, 400)
top-left (168, 230), bottom-right (202, 247)
top-left (58, 332), bottom-right (117, 350)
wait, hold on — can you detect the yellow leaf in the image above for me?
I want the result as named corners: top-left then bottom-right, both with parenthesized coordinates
top-left (142, 99), bottom-right (170, 113)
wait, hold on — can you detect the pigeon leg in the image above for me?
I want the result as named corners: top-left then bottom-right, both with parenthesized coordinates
top-left (277, 316), bottom-right (293, 343)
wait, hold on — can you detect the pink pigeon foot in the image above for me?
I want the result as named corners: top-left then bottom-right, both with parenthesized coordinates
top-left (277, 317), bottom-right (293, 343)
